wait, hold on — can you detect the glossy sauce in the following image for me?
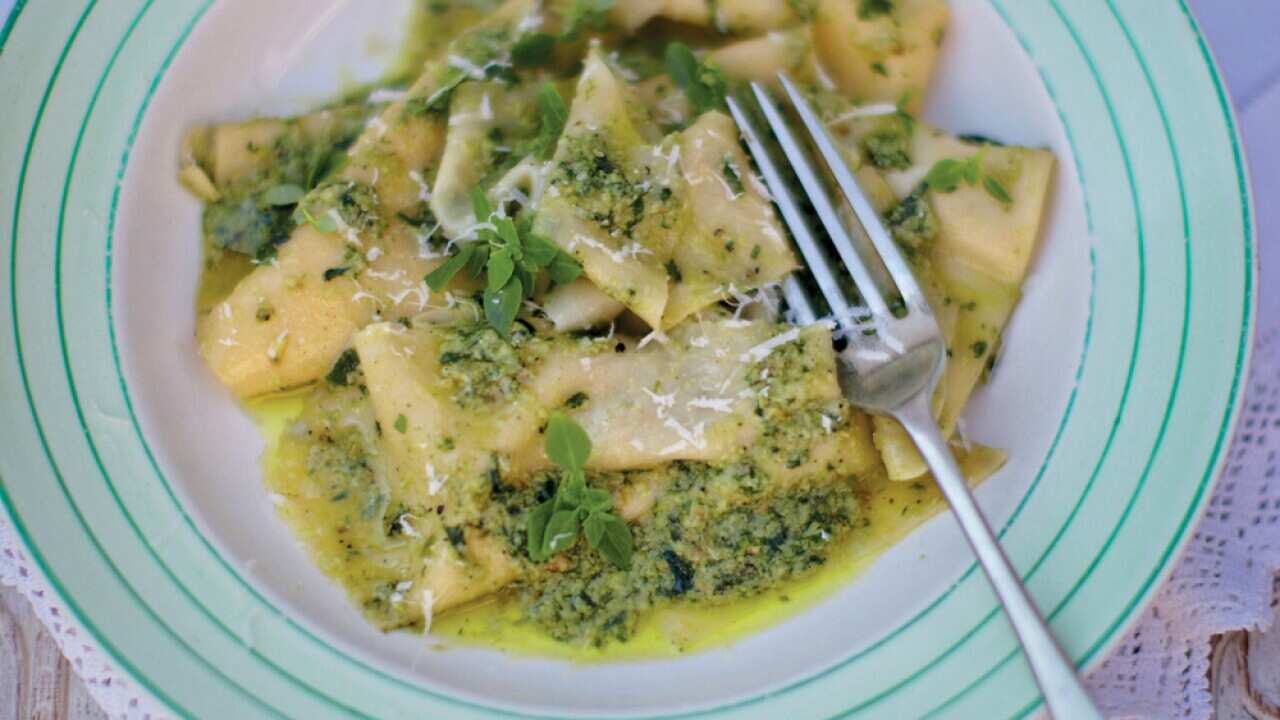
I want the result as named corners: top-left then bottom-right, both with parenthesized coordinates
top-left (250, 393), bottom-right (979, 661)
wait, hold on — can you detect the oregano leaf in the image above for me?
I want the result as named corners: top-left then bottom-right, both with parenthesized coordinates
top-left (542, 509), bottom-right (580, 556)
top-left (488, 249), bottom-right (515, 292)
top-left (526, 500), bottom-right (554, 561)
top-left (424, 244), bottom-right (474, 290)
top-left (593, 513), bottom-right (632, 569)
top-left (483, 276), bottom-right (523, 336)
top-left (983, 175), bottom-right (1013, 204)
top-left (544, 412), bottom-right (591, 472)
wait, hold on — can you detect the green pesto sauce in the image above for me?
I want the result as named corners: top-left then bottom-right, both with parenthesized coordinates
top-left (495, 462), bottom-right (857, 647)
top-left (216, 0), bottom-right (1000, 661)
top-left (885, 186), bottom-right (939, 265)
top-left (435, 322), bottom-right (537, 408)
top-left (255, 384), bottom-right (948, 652)
top-left (553, 133), bottom-right (652, 234)
top-left (195, 104), bottom-right (375, 308)
top-left (861, 113), bottom-right (914, 171)
top-left (437, 470), bottom-right (954, 660)
top-left (252, 388), bottom-right (439, 632)
top-left (298, 179), bottom-right (386, 239)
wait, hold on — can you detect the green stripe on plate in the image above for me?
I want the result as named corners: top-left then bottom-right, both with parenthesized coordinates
top-left (0, 0), bottom-right (1254, 717)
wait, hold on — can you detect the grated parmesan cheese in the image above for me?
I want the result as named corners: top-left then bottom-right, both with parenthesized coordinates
top-left (408, 169), bottom-right (433, 202)
top-left (426, 463), bottom-right (446, 496)
top-left (265, 330), bottom-right (290, 363)
top-left (638, 329), bottom-right (669, 348)
top-left (663, 417), bottom-right (707, 450)
top-left (642, 388), bottom-right (676, 419)
top-left (739, 328), bottom-right (801, 364)
top-left (687, 396), bottom-right (735, 414)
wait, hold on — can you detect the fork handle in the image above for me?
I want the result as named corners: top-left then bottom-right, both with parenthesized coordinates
top-left (894, 396), bottom-right (1102, 720)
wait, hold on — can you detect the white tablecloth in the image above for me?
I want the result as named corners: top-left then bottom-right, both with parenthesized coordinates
top-left (1, 1), bottom-right (1277, 717)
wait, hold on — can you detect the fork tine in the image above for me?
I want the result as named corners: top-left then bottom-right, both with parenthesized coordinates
top-left (747, 82), bottom-right (892, 321)
top-left (781, 278), bottom-right (819, 325)
top-left (727, 95), bottom-right (845, 326)
top-left (777, 74), bottom-right (929, 312)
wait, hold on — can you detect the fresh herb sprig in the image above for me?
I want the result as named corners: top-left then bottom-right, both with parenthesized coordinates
top-left (664, 42), bottom-right (728, 116)
top-left (424, 187), bottom-right (581, 336)
top-left (922, 153), bottom-right (1014, 205)
top-left (527, 83), bottom-right (569, 160)
top-left (526, 413), bottom-right (632, 568)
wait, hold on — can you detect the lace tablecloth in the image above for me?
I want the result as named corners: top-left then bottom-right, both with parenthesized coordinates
top-left (3, 0), bottom-right (1278, 717)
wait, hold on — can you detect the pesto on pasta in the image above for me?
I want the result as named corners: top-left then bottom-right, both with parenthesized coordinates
top-left (181, 0), bottom-right (1053, 651)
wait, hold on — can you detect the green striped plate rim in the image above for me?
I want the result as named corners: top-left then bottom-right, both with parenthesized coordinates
top-left (0, 1), bottom-right (1254, 717)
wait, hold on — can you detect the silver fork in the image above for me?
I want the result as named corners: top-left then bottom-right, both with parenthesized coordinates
top-left (728, 75), bottom-right (1102, 720)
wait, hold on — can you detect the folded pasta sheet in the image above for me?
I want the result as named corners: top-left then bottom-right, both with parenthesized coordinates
top-left (813, 0), bottom-right (950, 114)
top-left (835, 118), bottom-right (1055, 479)
top-left (270, 315), bottom-right (880, 628)
top-left (183, 0), bottom-right (1056, 649)
top-left (197, 1), bottom-right (542, 397)
top-left (536, 50), bottom-right (796, 330)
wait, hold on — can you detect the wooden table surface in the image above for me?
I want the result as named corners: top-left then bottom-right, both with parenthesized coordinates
top-left (0, 585), bottom-right (105, 720)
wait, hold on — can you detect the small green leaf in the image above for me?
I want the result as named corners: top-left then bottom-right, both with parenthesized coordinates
top-left (424, 244), bottom-right (474, 290)
top-left (471, 187), bottom-right (494, 222)
top-left (514, 265), bottom-right (536, 299)
top-left (419, 67), bottom-right (467, 114)
top-left (394, 414), bottom-right (408, 433)
top-left (542, 509), bottom-right (580, 556)
top-left (558, 471), bottom-right (587, 508)
top-left (483, 276), bottom-right (523, 336)
top-left (961, 155), bottom-right (982, 185)
top-left (516, 213), bottom-right (534, 237)
top-left (263, 184), bottom-right (305, 206)
top-left (526, 500), bottom-right (554, 561)
top-left (923, 158), bottom-right (966, 193)
top-left (583, 511), bottom-right (607, 547)
top-left (522, 233), bottom-right (560, 268)
top-left (493, 215), bottom-right (521, 249)
top-left (488, 250), bottom-right (515, 291)
top-left (546, 250), bottom-right (582, 285)
top-left (545, 412), bottom-right (591, 472)
top-left (582, 487), bottom-right (612, 513)
top-left (531, 83), bottom-right (569, 160)
top-left (592, 513), bottom-right (632, 569)
top-left (664, 42), bottom-right (699, 97)
top-left (465, 243), bottom-right (491, 279)
top-left (983, 175), bottom-right (1013, 204)
top-left (664, 42), bottom-right (727, 115)
top-left (512, 32), bottom-right (556, 67)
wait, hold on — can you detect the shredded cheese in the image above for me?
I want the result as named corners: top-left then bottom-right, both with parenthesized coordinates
top-left (687, 396), bottom-right (735, 414)
top-left (739, 327), bottom-right (801, 364)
